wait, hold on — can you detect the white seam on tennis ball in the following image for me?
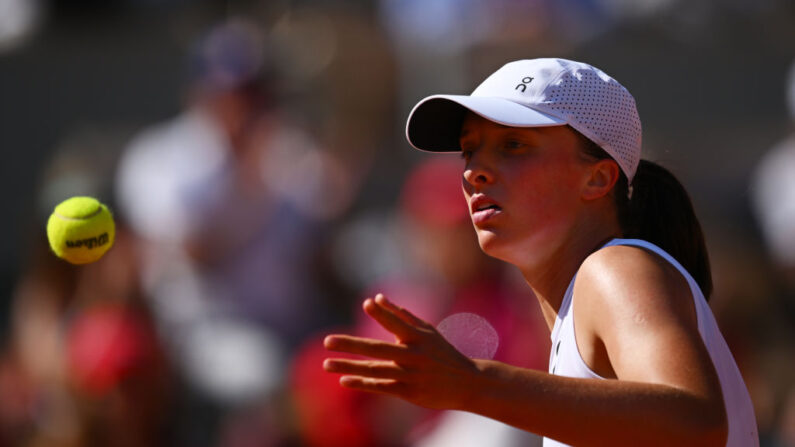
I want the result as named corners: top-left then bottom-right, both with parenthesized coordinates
top-left (53, 207), bottom-right (102, 221)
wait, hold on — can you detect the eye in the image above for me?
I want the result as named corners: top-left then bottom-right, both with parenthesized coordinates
top-left (505, 139), bottom-right (525, 149)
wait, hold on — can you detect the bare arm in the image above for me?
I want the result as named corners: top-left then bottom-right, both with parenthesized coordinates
top-left (324, 248), bottom-right (727, 446)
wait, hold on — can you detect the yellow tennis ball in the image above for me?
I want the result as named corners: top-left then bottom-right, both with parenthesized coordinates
top-left (47, 196), bottom-right (115, 264)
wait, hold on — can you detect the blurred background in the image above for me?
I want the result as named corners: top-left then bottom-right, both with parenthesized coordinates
top-left (0, 0), bottom-right (794, 446)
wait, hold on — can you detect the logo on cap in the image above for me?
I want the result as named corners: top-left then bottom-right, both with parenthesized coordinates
top-left (515, 76), bottom-right (534, 92)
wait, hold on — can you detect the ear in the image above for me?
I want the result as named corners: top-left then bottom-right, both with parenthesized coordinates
top-left (582, 159), bottom-right (620, 201)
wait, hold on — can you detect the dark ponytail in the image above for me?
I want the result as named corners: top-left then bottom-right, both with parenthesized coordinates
top-left (620, 160), bottom-right (713, 299)
top-left (574, 128), bottom-right (714, 300)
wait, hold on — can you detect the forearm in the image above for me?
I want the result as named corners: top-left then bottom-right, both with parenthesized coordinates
top-left (464, 360), bottom-right (727, 447)
top-left (324, 295), bottom-right (728, 445)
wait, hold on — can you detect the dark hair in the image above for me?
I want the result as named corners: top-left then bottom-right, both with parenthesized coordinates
top-left (573, 128), bottom-right (713, 300)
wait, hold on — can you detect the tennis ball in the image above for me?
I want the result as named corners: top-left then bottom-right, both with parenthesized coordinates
top-left (47, 196), bottom-right (115, 264)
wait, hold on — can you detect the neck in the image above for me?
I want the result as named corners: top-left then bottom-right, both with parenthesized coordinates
top-left (519, 218), bottom-right (620, 332)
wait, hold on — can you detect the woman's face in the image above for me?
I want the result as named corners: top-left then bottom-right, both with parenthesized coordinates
top-left (460, 113), bottom-right (593, 268)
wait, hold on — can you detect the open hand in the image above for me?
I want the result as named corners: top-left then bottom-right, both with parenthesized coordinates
top-left (323, 294), bottom-right (481, 410)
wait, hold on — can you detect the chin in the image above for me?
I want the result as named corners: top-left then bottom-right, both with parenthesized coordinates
top-left (476, 231), bottom-right (514, 263)
top-left (477, 229), bottom-right (552, 269)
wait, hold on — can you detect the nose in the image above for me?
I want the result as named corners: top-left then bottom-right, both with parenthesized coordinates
top-left (463, 154), bottom-right (494, 188)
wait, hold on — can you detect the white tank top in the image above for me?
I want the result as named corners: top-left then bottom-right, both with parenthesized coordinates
top-left (544, 239), bottom-right (758, 447)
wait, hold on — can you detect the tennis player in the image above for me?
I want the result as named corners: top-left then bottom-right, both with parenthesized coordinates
top-left (324, 58), bottom-right (758, 446)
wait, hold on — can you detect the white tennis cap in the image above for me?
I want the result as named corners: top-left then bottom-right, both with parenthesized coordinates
top-left (405, 58), bottom-right (643, 182)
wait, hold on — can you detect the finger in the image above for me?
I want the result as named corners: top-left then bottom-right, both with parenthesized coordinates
top-left (323, 358), bottom-right (407, 380)
top-left (324, 334), bottom-right (414, 362)
top-left (338, 375), bottom-right (407, 396)
top-left (375, 294), bottom-right (434, 329)
top-left (364, 296), bottom-right (423, 342)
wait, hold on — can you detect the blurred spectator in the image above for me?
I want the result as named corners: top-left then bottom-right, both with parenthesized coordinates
top-left (65, 301), bottom-right (172, 447)
top-left (0, 89), bottom-right (175, 445)
top-left (115, 17), bottom-right (359, 445)
top-left (4, 222), bottom-right (175, 447)
top-left (749, 58), bottom-right (795, 447)
top-left (751, 57), bottom-right (795, 288)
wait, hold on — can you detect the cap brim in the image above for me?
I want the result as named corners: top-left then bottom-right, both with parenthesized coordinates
top-left (405, 95), bottom-right (567, 152)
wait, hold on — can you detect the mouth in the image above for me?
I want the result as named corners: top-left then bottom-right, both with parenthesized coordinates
top-left (470, 195), bottom-right (502, 225)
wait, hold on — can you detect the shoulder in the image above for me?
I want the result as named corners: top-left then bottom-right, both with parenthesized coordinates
top-left (575, 244), bottom-right (690, 300)
top-left (573, 243), bottom-right (698, 341)
top-left (571, 243), bottom-right (704, 379)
